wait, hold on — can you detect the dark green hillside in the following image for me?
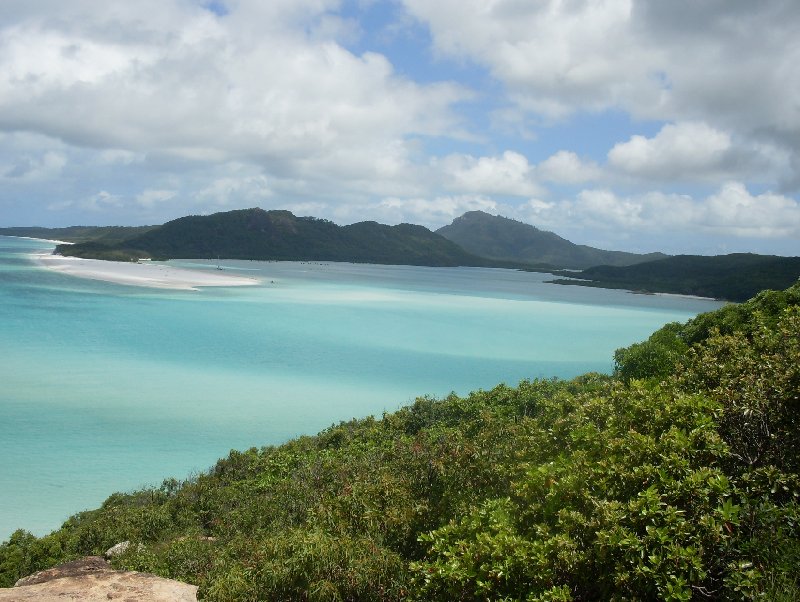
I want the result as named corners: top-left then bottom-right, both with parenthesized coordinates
top-left (340, 221), bottom-right (486, 265)
top-left (0, 225), bottom-right (156, 244)
top-left (553, 253), bottom-right (800, 302)
top-left (3, 283), bottom-right (799, 600)
top-left (437, 211), bottom-right (666, 269)
top-left (55, 208), bottom-right (494, 267)
top-left (111, 209), bottom-right (348, 260)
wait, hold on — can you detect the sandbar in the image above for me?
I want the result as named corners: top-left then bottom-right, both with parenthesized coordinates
top-left (34, 253), bottom-right (260, 291)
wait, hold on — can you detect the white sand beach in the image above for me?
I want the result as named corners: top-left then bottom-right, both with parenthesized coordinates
top-left (35, 253), bottom-right (260, 291)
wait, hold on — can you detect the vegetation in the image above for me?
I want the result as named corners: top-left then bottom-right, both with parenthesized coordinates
top-left (54, 209), bottom-right (505, 267)
top-left (2, 283), bottom-right (798, 600)
top-left (0, 225), bottom-right (156, 245)
top-left (436, 211), bottom-right (666, 269)
top-left (52, 241), bottom-right (151, 262)
top-left (552, 253), bottom-right (800, 302)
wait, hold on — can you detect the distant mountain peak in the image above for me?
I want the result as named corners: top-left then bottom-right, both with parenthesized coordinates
top-left (437, 211), bottom-right (667, 270)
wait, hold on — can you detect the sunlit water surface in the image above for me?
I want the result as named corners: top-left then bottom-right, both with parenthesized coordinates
top-left (0, 236), bottom-right (724, 539)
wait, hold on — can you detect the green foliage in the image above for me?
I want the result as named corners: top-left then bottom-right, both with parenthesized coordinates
top-left (0, 225), bottom-right (156, 245)
top-left (615, 283), bottom-right (800, 471)
top-left (681, 284), bottom-right (800, 343)
top-left (203, 530), bottom-right (408, 601)
top-left (614, 321), bottom-right (688, 381)
top-left (55, 241), bottom-right (151, 262)
top-left (412, 385), bottom-right (746, 600)
top-left (678, 308), bottom-right (800, 472)
top-left (556, 254), bottom-right (800, 301)
top-left (0, 530), bottom-right (48, 588)
top-left (614, 282), bottom-right (800, 380)
top-left (2, 283), bottom-right (799, 599)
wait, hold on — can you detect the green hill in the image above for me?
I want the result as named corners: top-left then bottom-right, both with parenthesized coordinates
top-left (552, 253), bottom-right (800, 301)
top-left (54, 208), bottom-right (498, 267)
top-left (2, 283), bottom-right (798, 600)
top-left (436, 211), bottom-right (667, 269)
top-left (0, 225), bottom-right (156, 245)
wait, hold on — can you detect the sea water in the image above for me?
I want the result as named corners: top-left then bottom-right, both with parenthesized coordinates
top-left (0, 236), bottom-right (724, 540)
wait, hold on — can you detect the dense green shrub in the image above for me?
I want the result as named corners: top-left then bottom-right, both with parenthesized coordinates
top-left (678, 308), bottom-right (800, 472)
top-left (614, 322), bottom-right (688, 382)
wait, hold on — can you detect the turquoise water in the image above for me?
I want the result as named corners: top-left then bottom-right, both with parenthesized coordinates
top-left (0, 236), bottom-right (724, 540)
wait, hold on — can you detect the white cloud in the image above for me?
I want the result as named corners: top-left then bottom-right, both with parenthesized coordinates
top-left (136, 189), bottom-right (177, 208)
top-left (402, 0), bottom-right (800, 178)
top-left (520, 198), bottom-right (556, 222)
top-left (573, 188), bottom-right (647, 229)
top-left (436, 151), bottom-right (542, 196)
top-left (402, 0), bottom-right (661, 117)
top-left (537, 151), bottom-right (601, 184)
top-left (196, 175), bottom-right (272, 207)
top-left (608, 122), bottom-right (731, 180)
top-left (704, 182), bottom-right (800, 238)
top-left (0, 1), bottom-right (467, 178)
top-left (540, 183), bottom-right (800, 242)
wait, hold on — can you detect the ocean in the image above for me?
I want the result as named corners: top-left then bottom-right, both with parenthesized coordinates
top-left (0, 235), bottom-right (724, 540)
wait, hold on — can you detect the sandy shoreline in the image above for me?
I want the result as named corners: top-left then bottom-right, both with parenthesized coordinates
top-left (34, 252), bottom-right (260, 291)
top-left (16, 236), bottom-right (75, 245)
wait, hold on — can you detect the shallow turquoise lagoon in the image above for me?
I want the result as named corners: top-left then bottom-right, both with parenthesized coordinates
top-left (0, 236), bottom-right (724, 540)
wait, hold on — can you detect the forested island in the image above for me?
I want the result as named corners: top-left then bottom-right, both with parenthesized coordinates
top-left (2, 283), bottom-right (798, 600)
top-left (0, 225), bottom-right (156, 245)
top-left (550, 253), bottom-right (800, 302)
top-left (49, 209), bottom-right (501, 268)
top-left (3, 208), bottom-right (799, 300)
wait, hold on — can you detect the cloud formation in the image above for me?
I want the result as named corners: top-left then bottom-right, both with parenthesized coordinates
top-left (403, 0), bottom-right (800, 140)
top-left (608, 122), bottom-right (732, 180)
top-left (518, 182), bottom-right (800, 254)
top-left (537, 151), bottom-right (601, 184)
top-left (0, 0), bottom-right (797, 255)
top-left (437, 151), bottom-right (541, 197)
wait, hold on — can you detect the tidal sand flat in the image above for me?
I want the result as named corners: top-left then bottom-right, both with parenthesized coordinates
top-left (35, 252), bottom-right (259, 290)
top-left (0, 236), bottom-right (725, 540)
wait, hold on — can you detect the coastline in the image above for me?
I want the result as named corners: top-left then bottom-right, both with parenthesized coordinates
top-left (548, 278), bottom-right (724, 302)
top-left (33, 252), bottom-right (260, 291)
top-left (651, 291), bottom-right (721, 302)
top-left (16, 236), bottom-right (75, 245)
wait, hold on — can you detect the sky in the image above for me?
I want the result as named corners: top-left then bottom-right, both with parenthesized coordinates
top-left (1, 0), bottom-right (799, 256)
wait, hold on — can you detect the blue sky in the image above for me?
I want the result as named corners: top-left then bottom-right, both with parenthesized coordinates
top-left (1, 0), bottom-right (799, 255)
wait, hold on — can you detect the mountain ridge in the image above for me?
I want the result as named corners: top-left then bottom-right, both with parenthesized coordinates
top-left (436, 210), bottom-right (667, 269)
top-left (52, 208), bottom-right (505, 268)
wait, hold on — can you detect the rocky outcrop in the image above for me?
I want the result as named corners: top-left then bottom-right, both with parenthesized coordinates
top-left (0, 556), bottom-right (197, 601)
top-left (104, 540), bottom-right (146, 559)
